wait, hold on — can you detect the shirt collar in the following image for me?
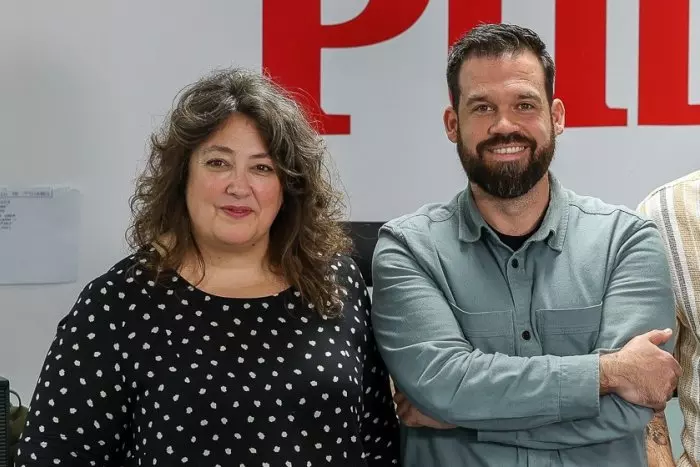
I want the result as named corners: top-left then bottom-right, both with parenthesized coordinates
top-left (457, 172), bottom-right (569, 251)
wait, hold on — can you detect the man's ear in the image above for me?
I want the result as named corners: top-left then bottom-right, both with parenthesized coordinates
top-left (444, 106), bottom-right (459, 143)
top-left (551, 98), bottom-right (565, 135)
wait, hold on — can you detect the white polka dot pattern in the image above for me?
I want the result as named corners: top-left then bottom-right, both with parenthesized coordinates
top-left (15, 253), bottom-right (400, 466)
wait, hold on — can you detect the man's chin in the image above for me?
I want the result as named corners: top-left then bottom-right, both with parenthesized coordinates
top-left (482, 159), bottom-right (530, 175)
top-left (475, 178), bottom-right (535, 199)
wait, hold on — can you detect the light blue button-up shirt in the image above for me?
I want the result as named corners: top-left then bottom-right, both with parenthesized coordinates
top-left (371, 175), bottom-right (675, 466)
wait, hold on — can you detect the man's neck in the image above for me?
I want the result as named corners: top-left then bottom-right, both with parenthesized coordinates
top-left (471, 175), bottom-right (551, 236)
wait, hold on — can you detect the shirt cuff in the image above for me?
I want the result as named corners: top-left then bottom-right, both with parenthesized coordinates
top-left (558, 354), bottom-right (601, 421)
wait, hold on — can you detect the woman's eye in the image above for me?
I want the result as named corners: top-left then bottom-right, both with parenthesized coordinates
top-left (205, 159), bottom-right (228, 168)
top-left (255, 164), bottom-right (274, 172)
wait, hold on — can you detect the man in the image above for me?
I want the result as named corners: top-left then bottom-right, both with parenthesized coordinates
top-left (639, 170), bottom-right (700, 467)
top-left (371, 23), bottom-right (681, 466)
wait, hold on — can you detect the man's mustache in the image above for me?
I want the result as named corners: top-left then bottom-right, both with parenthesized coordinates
top-left (476, 133), bottom-right (536, 154)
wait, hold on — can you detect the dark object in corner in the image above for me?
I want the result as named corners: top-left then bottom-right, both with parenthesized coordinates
top-left (0, 378), bottom-right (28, 467)
top-left (0, 377), bottom-right (9, 467)
top-left (344, 222), bottom-right (385, 287)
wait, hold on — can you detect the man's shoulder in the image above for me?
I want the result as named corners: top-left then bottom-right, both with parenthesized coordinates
top-left (637, 170), bottom-right (700, 216)
top-left (558, 188), bottom-right (669, 270)
top-left (564, 187), bottom-right (649, 230)
top-left (382, 191), bottom-right (463, 237)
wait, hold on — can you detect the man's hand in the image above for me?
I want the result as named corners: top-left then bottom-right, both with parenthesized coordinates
top-left (393, 391), bottom-right (456, 429)
top-left (600, 329), bottom-right (681, 411)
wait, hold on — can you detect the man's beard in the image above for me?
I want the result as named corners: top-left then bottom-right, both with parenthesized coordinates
top-left (457, 126), bottom-right (556, 199)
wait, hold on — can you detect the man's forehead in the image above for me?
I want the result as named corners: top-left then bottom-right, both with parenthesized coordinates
top-left (458, 51), bottom-right (546, 94)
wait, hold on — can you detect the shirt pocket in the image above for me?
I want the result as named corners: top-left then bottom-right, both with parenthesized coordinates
top-left (536, 302), bottom-right (603, 356)
top-left (448, 302), bottom-right (515, 355)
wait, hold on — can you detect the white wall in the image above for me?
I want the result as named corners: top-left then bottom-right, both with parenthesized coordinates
top-left (1, 0), bottom-right (697, 457)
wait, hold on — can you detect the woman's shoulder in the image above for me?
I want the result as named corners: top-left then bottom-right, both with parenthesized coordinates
top-left (329, 254), bottom-right (371, 308)
top-left (90, 249), bottom-right (153, 284)
top-left (52, 252), bottom-right (155, 334)
top-left (329, 254), bottom-right (364, 283)
top-left (72, 248), bottom-right (164, 305)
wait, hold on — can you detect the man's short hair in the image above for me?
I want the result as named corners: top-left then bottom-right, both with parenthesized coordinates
top-left (447, 23), bottom-right (555, 109)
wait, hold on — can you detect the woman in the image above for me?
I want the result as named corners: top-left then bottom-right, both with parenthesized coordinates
top-left (15, 68), bottom-right (400, 466)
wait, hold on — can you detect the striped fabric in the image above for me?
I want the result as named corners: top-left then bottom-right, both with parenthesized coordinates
top-left (638, 170), bottom-right (700, 467)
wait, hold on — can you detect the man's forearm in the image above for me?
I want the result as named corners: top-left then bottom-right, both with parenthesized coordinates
top-left (646, 411), bottom-right (675, 467)
top-left (477, 393), bottom-right (653, 449)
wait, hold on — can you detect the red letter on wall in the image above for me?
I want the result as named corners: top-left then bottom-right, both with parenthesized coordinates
top-left (638, 0), bottom-right (700, 125)
top-left (448, 0), bottom-right (501, 47)
top-left (555, 0), bottom-right (627, 127)
top-left (262, 0), bottom-right (429, 135)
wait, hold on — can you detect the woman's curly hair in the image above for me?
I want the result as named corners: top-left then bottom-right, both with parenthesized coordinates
top-left (127, 68), bottom-right (351, 317)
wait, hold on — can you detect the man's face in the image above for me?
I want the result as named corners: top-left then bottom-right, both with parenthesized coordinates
top-left (444, 51), bottom-right (565, 198)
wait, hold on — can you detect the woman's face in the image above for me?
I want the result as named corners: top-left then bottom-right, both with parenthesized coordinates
top-left (185, 113), bottom-right (283, 252)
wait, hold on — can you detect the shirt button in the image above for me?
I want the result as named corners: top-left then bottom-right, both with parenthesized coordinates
top-left (511, 258), bottom-right (519, 268)
top-left (521, 330), bottom-right (531, 340)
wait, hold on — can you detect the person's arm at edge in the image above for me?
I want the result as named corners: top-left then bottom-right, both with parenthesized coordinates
top-left (646, 411), bottom-right (676, 467)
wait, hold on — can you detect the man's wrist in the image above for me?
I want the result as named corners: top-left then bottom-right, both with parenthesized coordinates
top-left (599, 353), bottom-right (618, 395)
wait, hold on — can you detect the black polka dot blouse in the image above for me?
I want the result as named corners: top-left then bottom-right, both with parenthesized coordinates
top-left (15, 252), bottom-right (400, 466)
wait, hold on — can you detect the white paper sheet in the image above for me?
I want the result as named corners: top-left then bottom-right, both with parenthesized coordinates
top-left (0, 186), bottom-right (81, 285)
